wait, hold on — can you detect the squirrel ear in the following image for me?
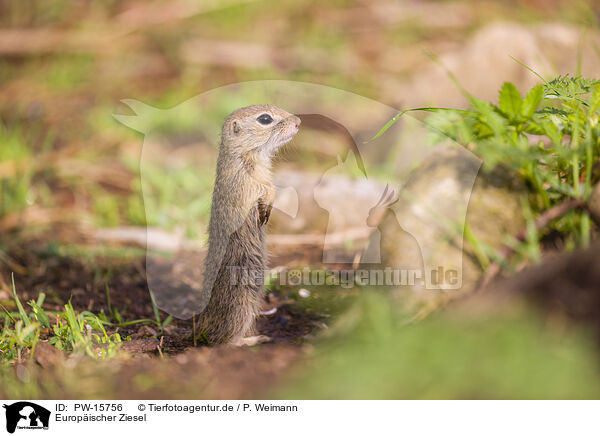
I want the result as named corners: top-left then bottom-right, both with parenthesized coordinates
top-left (232, 120), bottom-right (240, 135)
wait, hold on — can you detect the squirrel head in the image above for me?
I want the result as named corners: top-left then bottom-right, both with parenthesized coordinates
top-left (221, 105), bottom-right (301, 162)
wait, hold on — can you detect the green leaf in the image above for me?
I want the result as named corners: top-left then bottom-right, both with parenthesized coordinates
top-left (29, 299), bottom-right (50, 329)
top-left (472, 99), bottom-right (507, 136)
top-left (541, 120), bottom-right (561, 146)
top-left (522, 85), bottom-right (544, 118)
top-left (523, 123), bottom-right (545, 135)
top-left (499, 82), bottom-right (523, 118)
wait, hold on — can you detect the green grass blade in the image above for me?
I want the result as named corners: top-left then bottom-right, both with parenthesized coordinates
top-left (64, 301), bottom-right (86, 345)
top-left (11, 273), bottom-right (30, 326)
top-left (162, 315), bottom-right (174, 328)
top-left (365, 107), bottom-right (469, 143)
top-left (149, 289), bottom-right (162, 326)
top-left (0, 303), bottom-right (15, 323)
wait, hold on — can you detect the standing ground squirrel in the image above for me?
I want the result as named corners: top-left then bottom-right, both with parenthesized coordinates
top-left (197, 105), bottom-right (301, 345)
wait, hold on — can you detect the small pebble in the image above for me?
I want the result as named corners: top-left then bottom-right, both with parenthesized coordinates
top-left (175, 354), bottom-right (188, 364)
top-left (298, 288), bottom-right (311, 298)
top-left (15, 364), bottom-right (30, 383)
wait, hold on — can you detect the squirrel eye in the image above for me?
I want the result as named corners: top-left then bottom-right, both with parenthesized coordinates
top-left (257, 114), bottom-right (273, 125)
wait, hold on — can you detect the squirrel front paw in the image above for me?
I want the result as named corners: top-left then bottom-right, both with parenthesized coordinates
top-left (257, 199), bottom-right (273, 226)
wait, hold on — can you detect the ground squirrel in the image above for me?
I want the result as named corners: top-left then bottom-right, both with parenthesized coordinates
top-left (197, 105), bottom-right (301, 345)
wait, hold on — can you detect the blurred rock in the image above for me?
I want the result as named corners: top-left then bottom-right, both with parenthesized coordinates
top-left (34, 342), bottom-right (64, 369)
top-left (376, 146), bottom-right (525, 305)
top-left (400, 22), bottom-right (600, 108)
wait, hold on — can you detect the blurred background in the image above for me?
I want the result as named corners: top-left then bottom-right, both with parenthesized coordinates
top-left (1, 0), bottom-right (600, 399)
top-left (0, 0), bottom-right (598, 237)
top-left (0, 0), bottom-right (598, 236)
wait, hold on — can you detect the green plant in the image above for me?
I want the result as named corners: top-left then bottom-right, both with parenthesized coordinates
top-left (374, 73), bottom-right (600, 267)
top-left (0, 275), bottom-right (41, 362)
top-left (48, 301), bottom-right (123, 358)
top-left (0, 276), bottom-right (125, 363)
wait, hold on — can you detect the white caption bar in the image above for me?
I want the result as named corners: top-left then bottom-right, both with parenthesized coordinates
top-left (1, 400), bottom-right (598, 435)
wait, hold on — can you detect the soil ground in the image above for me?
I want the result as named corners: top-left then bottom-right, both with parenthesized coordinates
top-left (0, 241), bottom-right (339, 399)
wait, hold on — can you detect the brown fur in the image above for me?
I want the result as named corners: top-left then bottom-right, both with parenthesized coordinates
top-left (197, 105), bottom-right (301, 344)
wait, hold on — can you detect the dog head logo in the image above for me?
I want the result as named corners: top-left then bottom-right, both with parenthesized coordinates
top-left (3, 402), bottom-right (50, 433)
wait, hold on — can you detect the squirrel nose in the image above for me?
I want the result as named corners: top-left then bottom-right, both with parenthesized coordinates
top-left (292, 116), bottom-right (301, 128)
